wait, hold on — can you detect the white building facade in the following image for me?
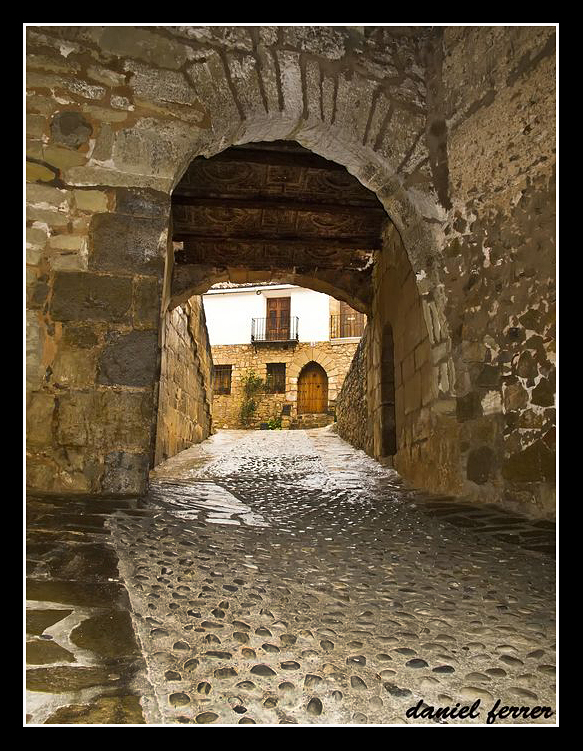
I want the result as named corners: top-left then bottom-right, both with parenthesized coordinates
top-left (203, 283), bottom-right (365, 429)
top-left (203, 284), bottom-right (332, 346)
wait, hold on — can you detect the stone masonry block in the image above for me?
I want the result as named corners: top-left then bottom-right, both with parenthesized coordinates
top-left (50, 110), bottom-right (93, 148)
top-left (102, 451), bottom-right (150, 495)
top-left (98, 330), bottom-right (159, 387)
top-left (74, 189), bottom-right (110, 213)
top-left (89, 213), bottom-right (166, 276)
top-left (114, 188), bottom-right (170, 219)
top-left (133, 276), bottom-right (161, 329)
top-left (50, 271), bottom-right (133, 323)
top-left (27, 392), bottom-right (56, 447)
top-left (95, 390), bottom-right (154, 451)
top-left (404, 369), bottom-right (422, 415)
top-left (99, 26), bottom-right (190, 70)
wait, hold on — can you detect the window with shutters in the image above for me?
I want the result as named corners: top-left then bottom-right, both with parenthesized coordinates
top-left (266, 297), bottom-right (291, 340)
top-left (265, 362), bottom-right (286, 393)
top-left (330, 300), bottom-right (365, 339)
top-left (214, 364), bottom-right (232, 395)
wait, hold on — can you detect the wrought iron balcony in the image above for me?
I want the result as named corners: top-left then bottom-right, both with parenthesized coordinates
top-left (251, 316), bottom-right (299, 343)
top-left (330, 313), bottom-right (365, 339)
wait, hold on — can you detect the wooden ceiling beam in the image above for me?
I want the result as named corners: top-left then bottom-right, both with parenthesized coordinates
top-left (173, 234), bottom-right (382, 251)
top-left (171, 194), bottom-right (385, 215)
top-left (174, 256), bottom-right (370, 271)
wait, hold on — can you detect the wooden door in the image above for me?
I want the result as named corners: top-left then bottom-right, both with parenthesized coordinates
top-left (297, 362), bottom-right (328, 414)
top-left (266, 297), bottom-right (290, 340)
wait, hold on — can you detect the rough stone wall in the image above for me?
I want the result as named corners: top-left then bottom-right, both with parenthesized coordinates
top-left (154, 297), bottom-right (213, 464)
top-left (336, 26), bottom-right (556, 517)
top-left (369, 223), bottom-right (441, 481)
top-left (335, 327), bottom-right (373, 455)
top-left (212, 340), bottom-right (359, 428)
top-left (436, 27), bottom-right (556, 516)
top-left (338, 221), bottom-right (439, 476)
top-left (26, 182), bottom-right (168, 496)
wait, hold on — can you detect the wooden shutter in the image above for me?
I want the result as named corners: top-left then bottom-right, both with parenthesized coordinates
top-left (266, 363), bottom-right (286, 393)
top-left (339, 300), bottom-right (364, 338)
top-left (266, 297), bottom-right (291, 340)
top-left (214, 364), bottom-right (232, 395)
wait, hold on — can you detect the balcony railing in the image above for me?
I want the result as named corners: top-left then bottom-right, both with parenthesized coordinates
top-left (330, 313), bottom-right (365, 339)
top-left (251, 316), bottom-right (299, 343)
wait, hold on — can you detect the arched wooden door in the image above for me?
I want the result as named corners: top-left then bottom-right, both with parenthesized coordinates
top-left (297, 362), bottom-right (328, 414)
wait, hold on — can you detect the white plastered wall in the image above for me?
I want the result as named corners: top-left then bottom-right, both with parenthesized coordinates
top-left (203, 285), bottom-right (331, 345)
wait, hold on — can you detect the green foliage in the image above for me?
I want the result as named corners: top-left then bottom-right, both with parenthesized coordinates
top-left (239, 369), bottom-right (264, 426)
top-left (267, 415), bottom-right (282, 430)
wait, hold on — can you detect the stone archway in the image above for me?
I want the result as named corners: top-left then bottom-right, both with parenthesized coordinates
top-left (170, 266), bottom-right (372, 315)
top-left (25, 26), bottom-right (464, 504)
top-left (168, 140), bottom-right (385, 315)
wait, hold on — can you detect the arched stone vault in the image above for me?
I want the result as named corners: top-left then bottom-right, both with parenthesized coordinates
top-left (168, 139), bottom-right (391, 315)
top-left (170, 265), bottom-right (373, 316)
top-left (26, 26), bottom-right (556, 518)
top-left (162, 118), bottom-right (455, 500)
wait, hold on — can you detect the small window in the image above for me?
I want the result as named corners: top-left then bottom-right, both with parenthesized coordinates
top-left (214, 364), bottom-right (232, 395)
top-left (266, 363), bottom-right (286, 393)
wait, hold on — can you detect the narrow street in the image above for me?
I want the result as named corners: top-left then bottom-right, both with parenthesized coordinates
top-left (26, 427), bottom-right (556, 725)
top-left (25, 22), bottom-right (557, 729)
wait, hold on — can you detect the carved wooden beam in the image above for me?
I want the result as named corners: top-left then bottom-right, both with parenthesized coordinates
top-left (173, 234), bottom-right (382, 251)
top-left (171, 194), bottom-right (385, 215)
top-left (174, 245), bottom-right (372, 272)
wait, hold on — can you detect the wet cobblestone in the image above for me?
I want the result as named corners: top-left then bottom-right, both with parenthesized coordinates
top-left (109, 428), bottom-right (556, 725)
top-left (25, 496), bottom-right (156, 725)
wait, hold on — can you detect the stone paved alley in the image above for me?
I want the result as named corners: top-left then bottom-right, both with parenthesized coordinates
top-left (26, 427), bottom-right (556, 725)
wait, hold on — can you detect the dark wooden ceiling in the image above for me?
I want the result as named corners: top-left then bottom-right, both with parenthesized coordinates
top-left (171, 141), bottom-right (386, 274)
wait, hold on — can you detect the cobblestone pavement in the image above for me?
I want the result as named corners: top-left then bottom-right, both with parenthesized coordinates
top-left (107, 427), bottom-right (557, 725)
top-left (26, 496), bottom-right (155, 724)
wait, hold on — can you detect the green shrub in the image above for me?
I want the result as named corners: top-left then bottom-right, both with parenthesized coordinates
top-left (267, 415), bottom-right (282, 430)
top-left (239, 370), bottom-right (264, 426)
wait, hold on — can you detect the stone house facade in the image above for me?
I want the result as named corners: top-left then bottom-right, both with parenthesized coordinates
top-left (204, 284), bottom-right (364, 428)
